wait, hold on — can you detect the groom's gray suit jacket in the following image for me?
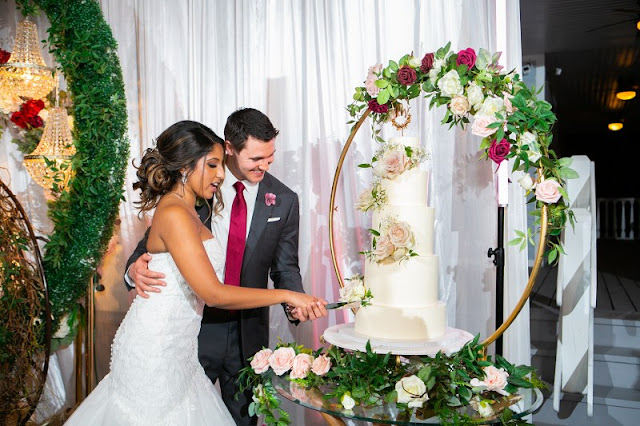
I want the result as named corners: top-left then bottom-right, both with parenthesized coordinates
top-left (125, 172), bottom-right (304, 362)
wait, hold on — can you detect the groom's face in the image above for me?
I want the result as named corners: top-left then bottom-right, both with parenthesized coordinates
top-left (226, 136), bottom-right (275, 184)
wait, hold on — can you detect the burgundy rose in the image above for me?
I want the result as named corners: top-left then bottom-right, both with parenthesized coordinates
top-left (0, 49), bottom-right (10, 64)
top-left (27, 115), bottom-right (44, 128)
top-left (456, 48), bottom-right (477, 69)
top-left (420, 53), bottom-right (434, 73)
top-left (488, 138), bottom-right (511, 165)
top-left (368, 99), bottom-right (389, 114)
top-left (397, 65), bottom-right (417, 85)
top-left (10, 111), bottom-right (28, 129)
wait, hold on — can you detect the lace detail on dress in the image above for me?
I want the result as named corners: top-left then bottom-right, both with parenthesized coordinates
top-left (99, 238), bottom-right (230, 425)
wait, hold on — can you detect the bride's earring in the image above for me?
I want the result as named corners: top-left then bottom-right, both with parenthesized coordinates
top-left (181, 171), bottom-right (188, 185)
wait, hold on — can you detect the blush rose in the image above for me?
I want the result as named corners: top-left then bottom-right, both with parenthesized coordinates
top-left (290, 353), bottom-right (314, 379)
top-left (250, 348), bottom-right (273, 374)
top-left (269, 347), bottom-right (296, 376)
top-left (535, 179), bottom-right (562, 204)
top-left (311, 355), bottom-right (332, 376)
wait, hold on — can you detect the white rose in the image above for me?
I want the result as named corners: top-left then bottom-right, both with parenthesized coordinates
top-left (478, 96), bottom-right (505, 117)
top-left (437, 70), bottom-right (463, 98)
top-left (520, 131), bottom-right (537, 146)
top-left (450, 95), bottom-right (470, 117)
top-left (408, 56), bottom-right (421, 68)
top-left (518, 173), bottom-right (535, 191)
top-left (433, 57), bottom-right (445, 72)
top-left (373, 160), bottom-right (387, 178)
top-left (470, 397), bottom-right (495, 418)
top-left (395, 375), bottom-right (429, 408)
top-left (355, 188), bottom-right (374, 211)
top-left (428, 68), bottom-right (439, 85)
top-left (466, 82), bottom-right (484, 107)
top-left (520, 131), bottom-right (541, 162)
top-left (341, 392), bottom-right (356, 410)
top-left (339, 278), bottom-right (366, 303)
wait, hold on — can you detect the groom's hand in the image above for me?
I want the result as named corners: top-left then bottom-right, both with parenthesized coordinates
top-left (130, 253), bottom-right (166, 299)
top-left (291, 300), bottom-right (328, 322)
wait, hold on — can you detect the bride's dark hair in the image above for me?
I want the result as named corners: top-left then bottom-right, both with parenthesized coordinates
top-left (133, 120), bottom-right (225, 215)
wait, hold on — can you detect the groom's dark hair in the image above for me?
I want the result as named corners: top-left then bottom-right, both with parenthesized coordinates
top-left (224, 108), bottom-right (279, 151)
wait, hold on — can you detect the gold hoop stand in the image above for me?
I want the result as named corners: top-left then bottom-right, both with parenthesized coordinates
top-left (328, 110), bottom-right (549, 349)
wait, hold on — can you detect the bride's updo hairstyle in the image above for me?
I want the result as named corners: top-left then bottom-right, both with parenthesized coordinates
top-left (133, 120), bottom-right (224, 214)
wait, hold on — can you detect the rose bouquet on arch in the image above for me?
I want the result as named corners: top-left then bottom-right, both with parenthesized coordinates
top-left (238, 335), bottom-right (545, 426)
top-left (348, 43), bottom-right (578, 264)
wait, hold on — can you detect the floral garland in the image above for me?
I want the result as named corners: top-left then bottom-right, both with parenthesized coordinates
top-left (349, 43), bottom-right (577, 262)
top-left (240, 335), bottom-right (544, 425)
top-left (14, 0), bottom-right (129, 335)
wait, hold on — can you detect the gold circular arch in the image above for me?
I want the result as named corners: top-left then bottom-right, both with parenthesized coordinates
top-left (328, 109), bottom-right (549, 349)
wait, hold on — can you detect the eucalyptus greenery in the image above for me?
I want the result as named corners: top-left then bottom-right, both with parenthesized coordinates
top-left (16, 0), bottom-right (129, 333)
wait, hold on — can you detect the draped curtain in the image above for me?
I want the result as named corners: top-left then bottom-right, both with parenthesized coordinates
top-left (1, 1), bottom-right (528, 424)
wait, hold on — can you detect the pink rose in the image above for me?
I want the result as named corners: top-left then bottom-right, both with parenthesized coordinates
top-left (290, 353), bottom-right (314, 379)
top-left (269, 347), bottom-right (296, 376)
top-left (471, 115), bottom-right (498, 138)
top-left (373, 235), bottom-right (394, 262)
top-left (482, 365), bottom-right (509, 395)
top-left (365, 63), bottom-right (383, 97)
top-left (388, 222), bottom-right (413, 248)
top-left (420, 53), bottom-right (434, 73)
top-left (265, 192), bottom-right (276, 206)
top-left (381, 150), bottom-right (408, 179)
top-left (397, 65), bottom-right (417, 85)
top-left (456, 47), bottom-right (477, 69)
top-left (311, 354), bottom-right (332, 376)
top-left (250, 348), bottom-right (273, 374)
top-left (535, 179), bottom-right (562, 204)
top-left (488, 138), bottom-right (511, 165)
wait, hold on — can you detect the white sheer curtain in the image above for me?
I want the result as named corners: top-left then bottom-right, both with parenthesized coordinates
top-left (2, 1), bottom-right (528, 423)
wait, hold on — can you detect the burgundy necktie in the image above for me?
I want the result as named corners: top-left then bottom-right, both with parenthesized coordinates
top-left (224, 181), bottom-right (247, 286)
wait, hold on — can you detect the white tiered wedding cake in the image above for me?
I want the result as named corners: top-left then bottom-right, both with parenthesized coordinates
top-left (354, 136), bottom-right (446, 341)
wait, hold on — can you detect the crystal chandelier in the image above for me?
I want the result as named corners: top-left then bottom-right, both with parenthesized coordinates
top-left (23, 104), bottom-right (76, 191)
top-left (0, 20), bottom-right (56, 100)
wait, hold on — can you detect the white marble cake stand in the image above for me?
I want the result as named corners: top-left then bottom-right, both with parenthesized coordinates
top-left (323, 323), bottom-right (474, 356)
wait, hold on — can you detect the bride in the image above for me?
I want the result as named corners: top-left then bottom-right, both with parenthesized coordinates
top-left (65, 121), bottom-right (324, 425)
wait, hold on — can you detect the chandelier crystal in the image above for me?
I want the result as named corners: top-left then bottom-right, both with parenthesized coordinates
top-left (23, 106), bottom-right (76, 191)
top-left (0, 20), bottom-right (56, 100)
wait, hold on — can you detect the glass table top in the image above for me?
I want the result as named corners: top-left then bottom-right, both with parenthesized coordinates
top-left (272, 375), bottom-right (543, 425)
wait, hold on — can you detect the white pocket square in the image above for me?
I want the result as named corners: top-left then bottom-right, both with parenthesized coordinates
top-left (267, 217), bottom-right (281, 223)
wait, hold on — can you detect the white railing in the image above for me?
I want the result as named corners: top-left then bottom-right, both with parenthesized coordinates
top-left (597, 198), bottom-right (639, 240)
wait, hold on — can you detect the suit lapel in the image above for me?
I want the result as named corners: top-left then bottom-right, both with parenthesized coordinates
top-left (243, 174), bottom-right (274, 268)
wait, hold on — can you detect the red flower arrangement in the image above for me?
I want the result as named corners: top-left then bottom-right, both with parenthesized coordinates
top-left (0, 48), bottom-right (10, 64)
top-left (488, 138), bottom-right (511, 165)
top-left (10, 99), bottom-right (46, 129)
top-left (368, 99), bottom-right (388, 114)
top-left (456, 47), bottom-right (477, 69)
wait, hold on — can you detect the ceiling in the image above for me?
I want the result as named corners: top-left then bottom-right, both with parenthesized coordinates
top-left (520, 0), bottom-right (640, 197)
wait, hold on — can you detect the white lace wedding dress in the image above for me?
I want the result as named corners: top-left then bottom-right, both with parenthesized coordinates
top-left (65, 238), bottom-right (235, 425)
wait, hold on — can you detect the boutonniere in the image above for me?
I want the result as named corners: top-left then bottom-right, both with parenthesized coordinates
top-left (265, 193), bottom-right (276, 206)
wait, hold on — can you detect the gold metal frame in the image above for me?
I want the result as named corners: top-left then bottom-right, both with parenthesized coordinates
top-left (328, 110), bottom-right (549, 349)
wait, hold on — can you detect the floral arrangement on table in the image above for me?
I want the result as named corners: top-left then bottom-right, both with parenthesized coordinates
top-left (355, 141), bottom-right (428, 212)
top-left (239, 335), bottom-right (544, 425)
top-left (348, 43), bottom-right (577, 263)
top-left (361, 216), bottom-right (418, 264)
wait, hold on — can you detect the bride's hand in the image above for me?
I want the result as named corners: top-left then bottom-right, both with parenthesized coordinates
top-left (286, 291), bottom-right (328, 322)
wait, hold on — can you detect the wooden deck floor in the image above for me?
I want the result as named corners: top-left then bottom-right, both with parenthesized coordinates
top-left (532, 240), bottom-right (640, 315)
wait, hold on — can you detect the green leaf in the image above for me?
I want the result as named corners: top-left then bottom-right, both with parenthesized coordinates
top-left (375, 79), bottom-right (389, 89)
top-left (377, 89), bottom-right (390, 105)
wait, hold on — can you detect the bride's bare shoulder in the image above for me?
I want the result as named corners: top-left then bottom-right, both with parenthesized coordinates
top-left (151, 196), bottom-right (200, 237)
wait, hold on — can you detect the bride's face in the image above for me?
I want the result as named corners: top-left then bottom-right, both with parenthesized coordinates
top-left (191, 143), bottom-right (225, 200)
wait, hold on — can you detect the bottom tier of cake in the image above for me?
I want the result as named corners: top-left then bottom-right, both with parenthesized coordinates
top-left (354, 301), bottom-right (446, 341)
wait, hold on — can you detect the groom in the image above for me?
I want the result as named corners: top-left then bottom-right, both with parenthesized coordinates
top-left (125, 108), bottom-right (327, 425)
